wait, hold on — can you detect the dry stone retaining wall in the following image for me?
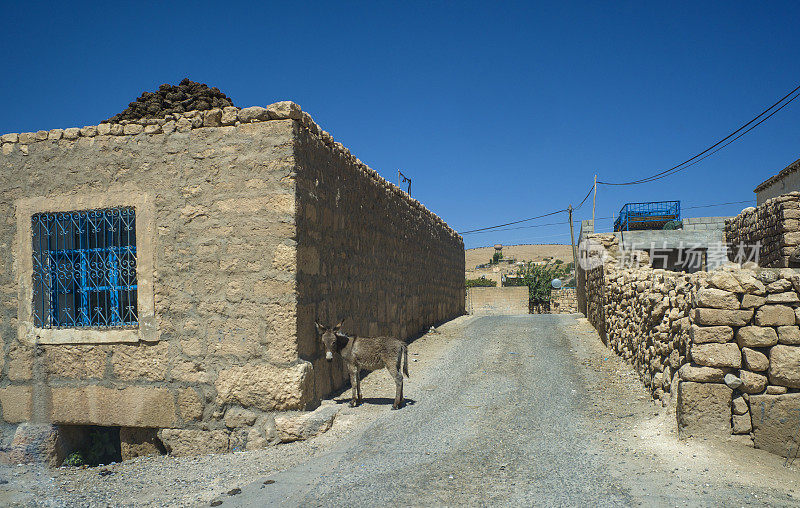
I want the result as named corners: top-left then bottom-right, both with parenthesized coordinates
top-left (0, 101), bottom-right (464, 462)
top-left (550, 288), bottom-right (578, 314)
top-left (725, 192), bottom-right (800, 268)
top-left (579, 233), bottom-right (800, 458)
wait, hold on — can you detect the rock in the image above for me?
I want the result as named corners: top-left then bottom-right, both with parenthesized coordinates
top-left (203, 108), bottom-right (223, 127)
top-left (677, 381), bottom-right (733, 438)
top-left (732, 413), bottom-right (753, 434)
top-left (766, 385), bottom-right (788, 395)
top-left (275, 403), bottom-right (339, 443)
top-left (267, 101), bottom-right (302, 120)
top-left (696, 288), bottom-right (740, 309)
top-left (739, 370), bottom-right (768, 394)
top-left (35, 130), bottom-right (48, 140)
top-left (80, 126), bottom-right (97, 137)
top-left (750, 393), bottom-right (800, 457)
top-left (123, 124), bottom-right (144, 135)
top-left (708, 272), bottom-right (743, 292)
top-left (766, 279), bottom-right (793, 293)
top-left (245, 415), bottom-right (278, 450)
top-left (120, 427), bottom-right (164, 460)
top-left (777, 325), bottom-right (800, 345)
top-left (692, 308), bottom-right (753, 326)
top-left (723, 373), bottom-right (742, 389)
top-left (732, 271), bottom-right (766, 295)
top-left (176, 117), bottom-right (192, 132)
top-left (224, 407), bottom-right (258, 428)
top-left (48, 129), bottom-right (63, 140)
top-left (690, 325), bottom-right (733, 344)
top-left (109, 124), bottom-right (124, 135)
top-left (96, 123), bottom-right (112, 136)
top-left (0, 133), bottom-right (18, 143)
top-left (18, 132), bottom-right (37, 144)
top-left (221, 106), bottom-right (238, 126)
top-left (766, 292), bottom-right (800, 304)
top-left (162, 120), bottom-right (176, 134)
top-left (177, 388), bottom-right (203, 421)
top-left (50, 386), bottom-right (176, 427)
top-left (238, 106), bottom-right (270, 123)
top-left (768, 345), bottom-right (800, 388)
top-left (143, 124), bottom-right (162, 134)
top-left (732, 395), bottom-right (749, 415)
top-left (741, 347), bottom-right (769, 371)
top-left (157, 429), bottom-right (230, 456)
top-left (691, 342), bottom-right (742, 368)
top-left (2, 424), bottom-right (68, 467)
top-left (678, 364), bottom-right (730, 383)
top-left (741, 294), bottom-right (766, 309)
top-left (755, 305), bottom-right (795, 326)
top-left (736, 326), bottom-right (778, 348)
top-left (63, 128), bottom-right (80, 140)
top-left (215, 361), bottom-right (314, 411)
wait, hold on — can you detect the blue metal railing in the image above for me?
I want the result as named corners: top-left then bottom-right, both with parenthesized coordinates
top-left (614, 201), bottom-right (680, 232)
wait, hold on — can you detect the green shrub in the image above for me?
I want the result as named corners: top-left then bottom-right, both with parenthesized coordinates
top-left (63, 451), bottom-right (84, 467)
top-left (466, 276), bottom-right (497, 288)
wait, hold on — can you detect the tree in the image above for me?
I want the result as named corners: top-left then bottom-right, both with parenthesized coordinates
top-left (505, 260), bottom-right (572, 312)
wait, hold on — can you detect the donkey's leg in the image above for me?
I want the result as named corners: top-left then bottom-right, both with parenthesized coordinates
top-left (387, 364), bottom-right (404, 410)
top-left (356, 372), bottom-right (363, 404)
top-left (349, 368), bottom-right (359, 407)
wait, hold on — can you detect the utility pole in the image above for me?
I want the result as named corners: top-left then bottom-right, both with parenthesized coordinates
top-left (568, 204), bottom-right (577, 273)
top-left (592, 174), bottom-right (597, 233)
top-left (398, 170), bottom-right (412, 195)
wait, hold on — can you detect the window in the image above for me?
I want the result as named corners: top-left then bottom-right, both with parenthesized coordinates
top-left (31, 208), bottom-right (138, 328)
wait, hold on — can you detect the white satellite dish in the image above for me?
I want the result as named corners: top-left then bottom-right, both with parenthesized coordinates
top-left (551, 278), bottom-right (562, 289)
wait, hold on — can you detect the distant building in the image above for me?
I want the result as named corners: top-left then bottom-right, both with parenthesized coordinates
top-left (754, 157), bottom-right (800, 205)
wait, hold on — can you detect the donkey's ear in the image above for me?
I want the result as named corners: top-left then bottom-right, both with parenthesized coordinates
top-left (333, 318), bottom-right (345, 332)
top-left (314, 321), bottom-right (325, 335)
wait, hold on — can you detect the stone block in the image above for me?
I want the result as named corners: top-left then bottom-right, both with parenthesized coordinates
top-left (677, 381), bottom-right (733, 438)
top-left (238, 106), bottom-right (270, 123)
top-left (18, 132), bottom-right (37, 144)
top-left (741, 347), bottom-right (769, 371)
top-left (766, 385), bottom-right (788, 395)
top-left (120, 427), bottom-right (164, 460)
top-left (739, 370), bottom-right (768, 394)
top-left (3, 424), bottom-right (68, 467)
top-left (45, 345), bottom-right (107, 379)
top-left (696, 288), bottom-right (739, 309)
top-left (143, 124), bottom-right (162, 134)
top-left (215, 361), bottom-right (314, 411)
top-left (203, 108), bottom-right (222, 127)
top-left (80, 126), bottom-right (97, 137)
top-left (275, 403), bottom-right (338, 443)
top-left (111, 342), bottom-right (170, 381)
top-left (741, 294), bottom-right (766, 309)
top-left (678, 364), bottom-right (730, 383)
top-left (63, 127), bottom-right (80, 140)
top-left (35, 130), bottom-right (48, 140)
top-left (0, 133), bottom-right (18, 143)
top-left (50, 386), bottom-right (177, 427)
top-left (177, 388), bottom-right (203, 422)
top-left (750, 393), bottom-right (800, 457)
top-left (157, 429), bottom-right (229, 456)
top-left (766, 292), bottom-right (800, 304)
top-left (692, 308), bottom-right (752, 327)
top-left (96, 123), bottom-right (112, 136)
top-left (7, 344), bottom-right (34, 381)
top-left (221, 106), bottom-right (238, 126)
top-left (755, 305), bottom-right (795, 326)
top-left (732, 395), bottom-right (749, 415)
top-left (691, 342), bottom-right (741, 368)
top-left (123, 124), bottom-right (144, 135)
top-left (267, 101), bottom-right (302, 120)
top-left (768, 345), bottom-right (800, 388)
top-left (245, 415), bottom-right (278, 450)
top-left (690, 325), bottom-right (733, 344)
top-left (0, 386), bottom-right (33, 423)
top-left (736, 326), bottom-right (778, 348)
top-left (224, 407), bottom-right (258, 428)
top-left (777, 325), bottom-right (800, 345)
top-left (732, 413), bottom-right (752, 434)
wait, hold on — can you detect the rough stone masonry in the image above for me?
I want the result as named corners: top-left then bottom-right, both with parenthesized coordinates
top-left (0, 100), bottom-right (465, 463)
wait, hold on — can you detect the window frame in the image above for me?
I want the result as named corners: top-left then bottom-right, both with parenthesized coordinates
top-left (16, 192), bottom-right (157, 345)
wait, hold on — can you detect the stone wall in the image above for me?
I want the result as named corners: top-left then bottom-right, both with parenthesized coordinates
top-left (466, 287), bottom-right (528, 315)
top-left (578, 233), bottom-right (800, 458)
top-left (0, 101), bottom-right (464, 462)
top-left (550, 288), bottom-right (578, 314)
top-left (725, 192), bottom-right (800, 268)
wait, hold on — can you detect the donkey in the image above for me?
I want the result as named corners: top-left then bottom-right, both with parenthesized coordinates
top-left (315, 320), bottom-right (409, 409)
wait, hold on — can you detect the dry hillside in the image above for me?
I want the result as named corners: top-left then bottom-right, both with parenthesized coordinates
top-left (465, 244), bottom-right (573, 270)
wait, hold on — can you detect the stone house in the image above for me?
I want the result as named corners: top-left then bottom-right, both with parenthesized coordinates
top-left (754, 157), bottom-right (800, 205)
top-left (0, 101), bottom-right (464, 462)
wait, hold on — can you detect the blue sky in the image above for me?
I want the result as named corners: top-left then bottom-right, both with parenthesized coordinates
top-left (2, 2), bottom-right (798, 249)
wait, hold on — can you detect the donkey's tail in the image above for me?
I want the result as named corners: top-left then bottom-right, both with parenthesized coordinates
top-left (402, 344), bottom-right (409, 378)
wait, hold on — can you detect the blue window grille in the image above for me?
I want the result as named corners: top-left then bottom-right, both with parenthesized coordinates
top-left (31, 208), bottom-right (138, 328)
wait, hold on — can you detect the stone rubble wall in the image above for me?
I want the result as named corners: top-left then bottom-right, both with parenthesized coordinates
top-left (579, 233), bottom-right (800, 458)
top-left (0, 101), bottom-right (465, 462)
top-left (725, 192), bottom-right (800, 268)
top-left (550, 288), bottom-right (578, 314)
top-left (465, 287), bottom-right (528, 315)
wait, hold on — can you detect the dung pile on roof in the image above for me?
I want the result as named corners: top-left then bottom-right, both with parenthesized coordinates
top-left (104, 78), bottom-right (235, 123)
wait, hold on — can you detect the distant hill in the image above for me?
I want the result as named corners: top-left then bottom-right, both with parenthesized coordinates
top-left (465, 244), bottom-right (573, 270)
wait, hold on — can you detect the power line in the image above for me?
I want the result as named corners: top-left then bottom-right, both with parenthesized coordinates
top-left (598, 82), bottom-right (800, 186)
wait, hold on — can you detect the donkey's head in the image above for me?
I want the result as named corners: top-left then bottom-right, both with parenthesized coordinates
top-left (315, 319), bottom-right (345, 362)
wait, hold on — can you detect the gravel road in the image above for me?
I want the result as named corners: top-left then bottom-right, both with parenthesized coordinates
top-left (3, 314), bottom-right (799, 506)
